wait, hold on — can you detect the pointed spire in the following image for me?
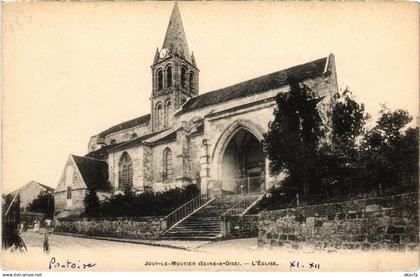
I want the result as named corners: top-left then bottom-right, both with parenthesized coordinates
top-left (153, 47), bottom-right (160, 64)
top-left (162, 2), bottom-right (191, 62)
top-left (191, 51), bottom-right (196, 66)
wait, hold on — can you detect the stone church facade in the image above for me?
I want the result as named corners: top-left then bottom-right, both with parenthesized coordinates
top-left (54, 3), bottom-right (338, 217)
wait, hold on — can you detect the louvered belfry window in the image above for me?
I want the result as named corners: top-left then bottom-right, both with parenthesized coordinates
top-left (166, 65), bottom-right (172, 88)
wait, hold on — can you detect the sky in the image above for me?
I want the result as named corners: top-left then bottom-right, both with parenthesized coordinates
top-left (2, 1), bottom-right (419, 194)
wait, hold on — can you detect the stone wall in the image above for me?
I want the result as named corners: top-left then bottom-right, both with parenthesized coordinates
top-left (55, 217), bottom-right (164, 240)
top-left (103, 124), bottom-right (149, 146)
top-left (143, 145), bottom-right (153, 189)
top-left (55, 157), bottom-right (87, 216)
top-left (221, 215), bottom-right (259, 239)
top-left (258, 193), bottom-right (418, 251)
top-left (189, 134), bottom-right (202, 179)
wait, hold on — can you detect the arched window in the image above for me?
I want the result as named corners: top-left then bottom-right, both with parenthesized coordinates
top-left (155, 102), bottom-right (163, 130)
top-left (165, 65), bottom-right (172, 88)
top-left (189, 71), bottom-right (195, 90)
top-left (110, 139), bottom-right (116, 145)
top-left (157, 69), bottom-right (163, 91)
top-left (181, 66), bottom-right (187, 87)
top-left (164, 100), bottom-right (172, 127)
top-left (163, 148), bottom-right (173, 181)
top-left (118, 152), bottom-right (133, 189)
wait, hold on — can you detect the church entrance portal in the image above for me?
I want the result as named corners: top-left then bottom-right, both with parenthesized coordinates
top-left (220, 128), bottom-right (265, 195)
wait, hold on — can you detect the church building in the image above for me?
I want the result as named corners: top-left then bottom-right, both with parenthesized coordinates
top-left (54, 3), bottom-right (338, 217)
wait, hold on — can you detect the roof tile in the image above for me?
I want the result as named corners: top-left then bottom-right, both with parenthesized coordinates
top-left (72, 155), bottom-right (111, 192)
top-left (179, 56), bottom-right (328, 113)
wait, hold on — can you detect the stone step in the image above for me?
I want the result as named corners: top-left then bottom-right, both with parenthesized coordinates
top-left (163, 233), bottom-right (221, 238)
top-left (160, 235), bottom-right (220, 241)
top-left (161, 193), bottom-right (264, 241)
top-left (183, 219), bottom-right (220, 223)
top-left (181, 221), bottom-right (219, 225)
top-left (165, 229), bottom-right (220, 234)
top-left (183, 221), bottom-right (220, 225)
top-left (170, 222), bottom-right (220, 228)
top-left (169, 227), bottom-right (221, 232)
top-left (184, 216), bottom-right (220, 220)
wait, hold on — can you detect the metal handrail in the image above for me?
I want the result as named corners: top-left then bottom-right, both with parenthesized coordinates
top-left (220, 197), bottom-right (254, 217)
top-left (220, 176), bottom-right (265, 195)
top-left (161, 195), bottom-right (209, 230)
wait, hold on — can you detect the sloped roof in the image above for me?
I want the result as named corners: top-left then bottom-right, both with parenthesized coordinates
top-left (162, 2), bottom-right (191, 63)
top-left (72, 155), bottom-right (111, 192)
top-left (37, 183), bottom-right (54, 192)
top-left (10, 181), bottom-right (54, 196)
top-left (98, 114), bottom-right (150, 139)
top-left (107, 129), bottom-right (167, 152)
top-left (179, 56), bottom-right (329, 114)
top-left (85, 142), bottom-right (125, 160)
top-left (143, 128), bottom-right (177, 145)
top-left (94, 55), bottom-right (333, 141)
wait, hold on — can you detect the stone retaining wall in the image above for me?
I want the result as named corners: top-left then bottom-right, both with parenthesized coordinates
top-left (221, 215), bottom-right (259, 239)
top-left (55, 217), bottom-right (164, 239)
top-left (258, 193), bottom-right (418, 251)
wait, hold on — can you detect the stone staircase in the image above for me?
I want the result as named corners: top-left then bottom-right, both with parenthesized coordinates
top-left (161, 193), bottom-right (263, 240)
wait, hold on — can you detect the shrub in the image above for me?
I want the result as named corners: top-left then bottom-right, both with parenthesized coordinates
top-left (98, 184), bottom-right (200, 218)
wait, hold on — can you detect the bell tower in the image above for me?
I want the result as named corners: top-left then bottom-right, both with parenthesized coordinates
top-left (151, 2), bottom-right (199, 132)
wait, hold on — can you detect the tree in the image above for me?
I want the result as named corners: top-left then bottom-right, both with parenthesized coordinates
top-left (319, 89), bottom-right (370, 196)
top-left (263, 79), bottom-right (324, 195)
top-left (83, 188), bottom-right (101, 217)
top-left (27, 191), bottom-right (54, 218)
top-left (258, 81), bottom-right (418, 210)
top-left (330, 89), bottom-right (369, 156)
top-left (361, 106), bottom-right (417, 194)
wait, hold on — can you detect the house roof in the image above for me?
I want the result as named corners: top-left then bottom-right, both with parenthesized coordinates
top-left (72, 155), bottom-right (111, 192)
top-left (178, 56), bottom-right (330, 114)
top-left (97, 114), bottom-right (150, 139)
top-left (37, 183), bottom-right (55, 192)
top-left (10, 181), bottom-right (54, 196)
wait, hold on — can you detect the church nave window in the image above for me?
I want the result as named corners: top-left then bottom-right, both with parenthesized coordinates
top-left (118, 152), bottom-right (133, 189)
top-left (163, 147), bottom-right (173, 181)
top-left (157, 69), bottom-right (163, 91)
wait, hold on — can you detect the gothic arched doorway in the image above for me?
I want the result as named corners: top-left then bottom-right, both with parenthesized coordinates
top-left (219, 128), bottom-right (265, 195)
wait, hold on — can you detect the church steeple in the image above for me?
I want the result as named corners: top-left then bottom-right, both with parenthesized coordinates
top-left (162, 2), bottom-right (191, 63)
top-left (150, 2), bottom-right (199, 132)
